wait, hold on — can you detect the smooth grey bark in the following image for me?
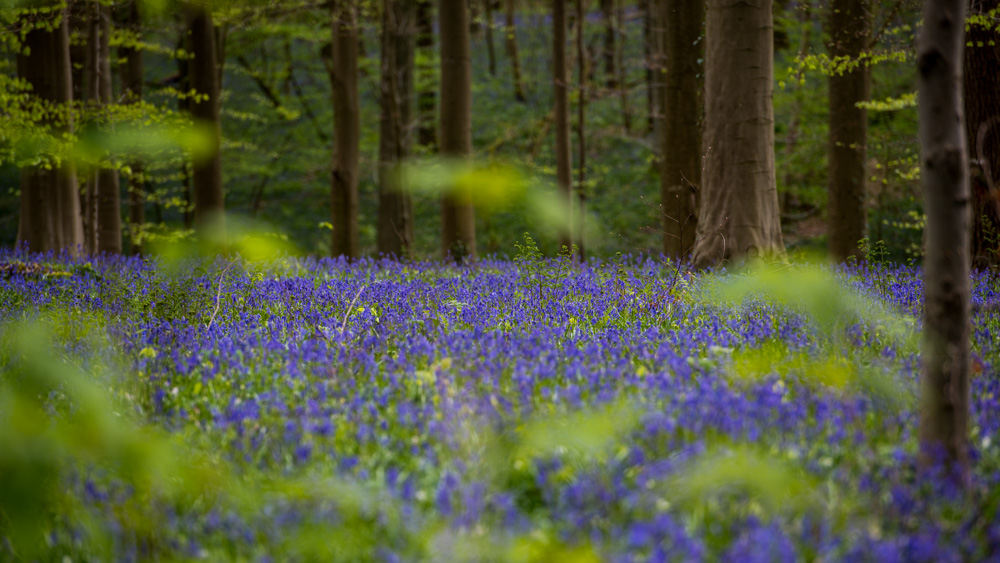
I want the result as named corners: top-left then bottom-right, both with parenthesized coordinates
top-left (660, 0), bottom-right (703, 258)
top-left (185, 3), bottom-right (225, 236)
top-left (439, 0), bottom-right (476, 261)
top-left (917, 0), bottom-right (971, 485)
top-left (691, 0), bottom-right (786, 267)
top-left (378, 0), bottom-right (416, 258)
top-left (826, 0), bottom-right (870, 263)
top-left (330, 0), bottom-right (360, 258)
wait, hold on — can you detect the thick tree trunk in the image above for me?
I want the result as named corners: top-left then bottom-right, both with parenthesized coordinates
top-left (965, 0), bottom-right (1000, 268)
top-left (440, 0), bottom-right (476, 261)
top-left (691, 0), bottom-right (785, 267)
top-left (97, 3), bottom-right (121, 254)
top-left (378, 0), bottom-right (416, 258)
top-left (17, 7), bottom-right (84, 255)
top-left (505, 0), bottom-right (527, 102)
top-left (416, 0), bottom-right (438, 147)
top-left (600, 0), bottom-right (617, 88)
top-left (120, 0), bottom-right (145, 255)
top-left (660, 0), bottom-right (703, 258)
top-left (330, 0), bottom-right (360, 258)
top-left (826, 0), bottom-right (870, 263)
top-left (918, 0), bottom-right (970, 485)
top-left (185, 4), bottom-right (225, 236)
top-left (554, 0), bottom-right (573, 252)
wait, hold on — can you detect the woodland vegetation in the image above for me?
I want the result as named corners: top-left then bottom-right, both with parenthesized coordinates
top-left (1, 0), bottom-right (998, 560)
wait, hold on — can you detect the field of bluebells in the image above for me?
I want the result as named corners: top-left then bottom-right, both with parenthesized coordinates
top-left (2, 243), bottom-right (1000, 561)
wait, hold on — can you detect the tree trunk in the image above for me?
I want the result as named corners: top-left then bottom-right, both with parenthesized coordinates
top-left (120, 0), bottom-right (145, 255)
top-left (440, 0), bottom-right (476, 261)
top-left (826, 0), bottom-right (870, 263)
top-left (615, 0), bottom-right (632, 132)
top-left (185, 4), bottom-right (225, 236)
top-left (484, 0), bottom-right (497, 76)
top-left (576, 0), bottom-right (587, 259)
top-left (330, 0), bottom-right (360, 258)
top-left (660, 0), bottom-right (703, 258)
top-left (378, 0), bottom-right (416, 258)
top-left (965, 0), bottom-right (1000, 269)
top-left (97, 3), bottom-right (122, 254)
top-left (554, 0), bottom-right (573, 252)
top-left (691, 0), bottom-right (785, 267)
top-left (918, 0), bottom-right (970, 485)
top-left (416, 0), bottom-right (438, 147)
top-left (600, 0), bottom-right (617, 88)
top-left (85, 1), bottom-right (100, 255)
top-left (16, 7), bottom-right (84, 255)
top-left (505, 0), bottom-right (527, 102)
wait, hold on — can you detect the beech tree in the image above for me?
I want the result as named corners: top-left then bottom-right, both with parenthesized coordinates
top-left (378, 0), bottom-right (415, 257)
top-left (416, 0), bottom-right (437, 147)
top-left (16, 5), bottom-right (84, 254)
top-left (185, 3), bottom-right (225, 235)
top-left (691, 0), bottom-right (785, 267)
top-left (826, 0), bottom-right (870, 263)
top-left (96, 2), bottom-right (121, 254)
top-left (660, 0), bottom-right (703, 258)
top-left (440, 0), bottom-right (476, 261)
top-left (965, 0), bottom-right (1000, 267)
top-left (917, 0), bottom-right (970, 483)
top-left (329, 0), bottom-right (360, 258)
top-left (553, 0), bottom-right (573, 252)
top-left (504, 0), bottom-right (527, 102)
top-left (120, 0), bottom-right (145, 254)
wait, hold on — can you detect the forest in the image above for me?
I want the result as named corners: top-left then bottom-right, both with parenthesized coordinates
top-left (1, 0), bottom-right (999, 560)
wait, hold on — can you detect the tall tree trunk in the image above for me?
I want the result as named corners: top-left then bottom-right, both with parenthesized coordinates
top-left (600, 0), bottom-right (617, 88)
top-left (484, 0), bottom-right (497, 76)
top-left (554, 0), bottom-right (573, 252)
top-left (17, 7), bottom-right (84, 254)
top-left (826, 0), bottom-right (870, 263)
top-left (120, 0), bottom-right (145, 255)
top-left (97, 3), bottom-right (121, 254)
top-left (505, 0), bottom-right (527, 102)
top-left (644, 0), bottom-right (663, 135)
top-left (615, 0), bottom-right (631, 132)
top-left (330, 0), bottom-right (360, 258)
top-left (576, 0), bottom-right (587, 259)
top-left (440, 0), bottom-right (476, 261)
top-left (692, 0), bottom-right (785, 267)
top-left (965, 0), bottom-right (1000, 268)
top-left (185, 4), bottom-right (225, 236)
top-left (416, 0), bottom-right (438, 147)
top-left (85, 1), bottom-right (100, 255)
top-left (660, 0), bottom-right (703, 258)
top-left (378, 0), bottom-right (416, 258)
top-left (918, 0), bottom-right (970, 485)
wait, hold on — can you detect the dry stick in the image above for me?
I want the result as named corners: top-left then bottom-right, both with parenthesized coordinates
top-left (206, 261), bottom-right (236, 331)
top-left (339, 283), bottom-right (368, 333)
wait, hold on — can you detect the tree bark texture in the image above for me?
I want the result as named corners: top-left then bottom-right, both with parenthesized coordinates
top-left (416, 0), bottom-right (438, 146)
top-left (691, 0), bottom-right (785, 268)
top-left (16, 7), bottom-right (84, 255)
top-left (97, 3), bottom-right (122, 254)
top-left (553, 0), bottom-right (574, 252)
top-left (917, 0), bottom-right (970, 484)
top-left (120, 0), bottom-right (145, 255)
top-left (186, 4), bottom-right (225, 236)
top-left (439, 0), bottom-right (476, 261)
top-left (378, 0), bottom-right (416, 258)
top-left (330, 0), bottom-right (360, 258)
top-left (505, 0), bottom-right (527, 102)
top-left (965, 0), bottom-right (1000, 268)
top-left (826, 0), bottom-right (870, 263)
top-left (660, 0), bottom-right (703, 258)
